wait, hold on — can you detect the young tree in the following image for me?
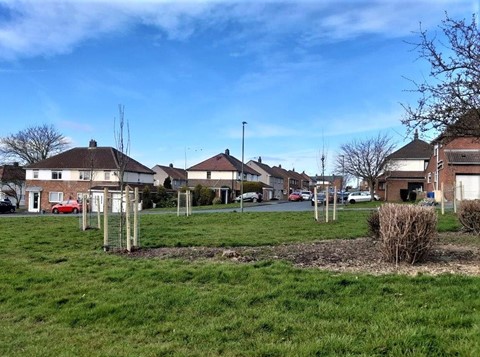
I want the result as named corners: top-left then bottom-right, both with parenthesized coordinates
top-left (114, 104), bottom-right (130, 191)
top-left (402, 13), bottom-right (480, 137)
top-left (0, 124), bottom-right (69, 164)
top-left (338, 134), bottom-right (396, 199)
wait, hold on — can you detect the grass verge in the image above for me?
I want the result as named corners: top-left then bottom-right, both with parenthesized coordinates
top-left (0, 212), bottom-right (478, 356)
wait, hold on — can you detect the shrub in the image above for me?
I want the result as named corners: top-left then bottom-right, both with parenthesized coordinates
top-left (367, 210), bottom-right (380, 240)
top-left (142, 186), bottom-right (153, 209)
top-left (378, 203), bottom-right (437, 264)
top-left (212, 197), bottom-right (223, 205)
top-left (193, 184), bottom-right (215, 206)
top-left (408, 190), bottom-right (417, 202)
top-left (458, 199), bottom-right (480, 235)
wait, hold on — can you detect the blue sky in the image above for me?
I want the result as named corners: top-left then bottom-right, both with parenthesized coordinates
top-left (0, 0), bottom-right (478, 176)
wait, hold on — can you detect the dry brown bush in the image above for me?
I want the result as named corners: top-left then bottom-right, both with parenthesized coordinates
top-left (367, 210), bottom-right (380, 240)
top-left (458, 200), bottom-right (480, 235)
top-left (379, 204), bottom-right (437, 264)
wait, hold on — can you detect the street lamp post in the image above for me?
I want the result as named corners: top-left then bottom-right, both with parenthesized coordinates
top-left (241, 121), bottom-right (247, 213)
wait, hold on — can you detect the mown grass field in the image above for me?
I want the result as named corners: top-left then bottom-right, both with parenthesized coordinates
top-left (1, 211), bottom-right (479, 356)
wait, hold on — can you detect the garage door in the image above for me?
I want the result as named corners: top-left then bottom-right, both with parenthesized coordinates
top-left (456, 174), bottom-right (480, 199)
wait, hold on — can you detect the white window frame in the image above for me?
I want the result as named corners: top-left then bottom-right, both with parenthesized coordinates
top-left (49, 191), bottom-right (64, 203)
top-left (104, 171), bottom-right (111, 181)
top-left (427, 172), bottom-right (432, 183)
top-left (33, 170), bottom-right (39, 179)
top-left (79, 171), bottom-right (91, 180)
top-left (51, 171), bottom-right (62, 180)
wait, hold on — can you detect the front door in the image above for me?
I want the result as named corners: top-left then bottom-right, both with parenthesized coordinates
top-left (29, 192), bottom-right (40, 212)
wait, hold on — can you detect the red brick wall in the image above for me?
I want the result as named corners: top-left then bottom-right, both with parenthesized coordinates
top-left (425, 137), bottom-right (480, 200)
top-left (26, 180), bottom-right (108, 212)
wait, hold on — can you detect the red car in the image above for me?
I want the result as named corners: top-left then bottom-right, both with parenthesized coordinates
top-left (51, 200), bottom-right (82, 214)
top-left (288, 192), bottom-right (303, 201)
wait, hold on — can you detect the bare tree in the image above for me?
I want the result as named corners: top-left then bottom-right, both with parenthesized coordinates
top-left (114, 105), bottom-right (130, 243)
top-left (114, 104), bottom-right (130, 191)
top-left (338, 134), bottom-right (396, 199)
top-left (0, 124), bottom-right (69, 165)
top-left (0, 165), bottom-right (25, 208)
top-left (402, 13), bottom-right (480, 137)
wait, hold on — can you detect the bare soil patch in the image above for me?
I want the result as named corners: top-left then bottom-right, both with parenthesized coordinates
top-left (128, 233), bottom-right (480, 276)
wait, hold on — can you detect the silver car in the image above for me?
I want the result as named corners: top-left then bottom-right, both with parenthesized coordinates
top-left (347, 191), bottom-right (380, 204)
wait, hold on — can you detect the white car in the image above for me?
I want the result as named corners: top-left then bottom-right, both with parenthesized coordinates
top-left (300, 191), bottom-right (313, 200)
top-left (347, 191), bottom-right (380, 204)
top-left (235, 192), bottom-right (261, 202)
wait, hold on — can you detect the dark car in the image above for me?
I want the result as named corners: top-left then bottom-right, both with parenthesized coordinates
top-left (0, 200), bottom-right (15, 214)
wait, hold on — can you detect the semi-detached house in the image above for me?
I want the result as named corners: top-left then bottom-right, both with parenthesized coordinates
top-left (25, 140), bottom-right (154, 213)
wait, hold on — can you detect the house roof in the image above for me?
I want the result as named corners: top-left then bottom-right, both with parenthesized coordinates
top-left (445, 150), bottom-right (480, 164)
top-left (247, 160), bottom-right (282, 178)
top-left (152, 164), bottom-right (187, 180)
top-left (387, 137), bottom-right (433, 160)
top-left (188, 150), bottom-right (260, 175)
top-left (0, 164), bottom-right (26, 181)
top-left (26, 146), bottom-right (154, 174)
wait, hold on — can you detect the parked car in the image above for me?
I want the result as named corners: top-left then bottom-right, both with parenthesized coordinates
top-left (310, 191), bottom-right (340, 206)
top-left (288, 192), bottom-right (303, 201)
top-left (51, 199), bottom-right (83, 214)
top-left (311, 192), bottom-right (326, 206)
top-left (347, 191), bottom-right (380, 204)
top-left (300, 191), bottom-right (313, 200)
top-left (235, 192), bottom-right (262, 202)
top-left (0, 200), bottom-right (15, 213)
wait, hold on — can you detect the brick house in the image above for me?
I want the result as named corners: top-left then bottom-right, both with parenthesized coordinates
top-left (311, 174), bottom-right (344, 191)
top-left (269, 165), bottom-right (306, 198)
top-left (152, 163), bottom-right (187, 189)
top-left (25, 140), bottom-right (154, 213)
top-left (187, 149), bottom-right (260, 202)
top-left (377, 131), bottom-right (433, 201)
top-left (425, 136), bottom-right (480, 200)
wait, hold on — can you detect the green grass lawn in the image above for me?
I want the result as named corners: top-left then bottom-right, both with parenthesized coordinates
top-left (0, 212), bottom-right (479, 356)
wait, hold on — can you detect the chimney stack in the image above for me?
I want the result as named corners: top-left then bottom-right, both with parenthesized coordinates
top-left (89, 139), bottom-right (97, 148)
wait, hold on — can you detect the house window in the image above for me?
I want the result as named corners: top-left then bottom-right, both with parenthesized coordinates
top-left (434, 172), bottom-right (438, 183)
top-left (79, 171), bottom-right (91, 180)
top-left (207, 171), bottom-right (211, 179)
top-left (427, 172), bottom-right (432, 183)
top-left (33, 170), bottom-right (39, 179)
top-left (437, 160), bottom-right (444, 170)
top-left (104, 171), bottom-right (110, 180)
top-left (51, 171), bottom-right (62, 180)
top-left (49, 192), bottom-right (64, 203)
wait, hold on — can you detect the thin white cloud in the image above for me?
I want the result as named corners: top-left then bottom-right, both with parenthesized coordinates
top-left (0, 0), bottom-right (474, 61)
